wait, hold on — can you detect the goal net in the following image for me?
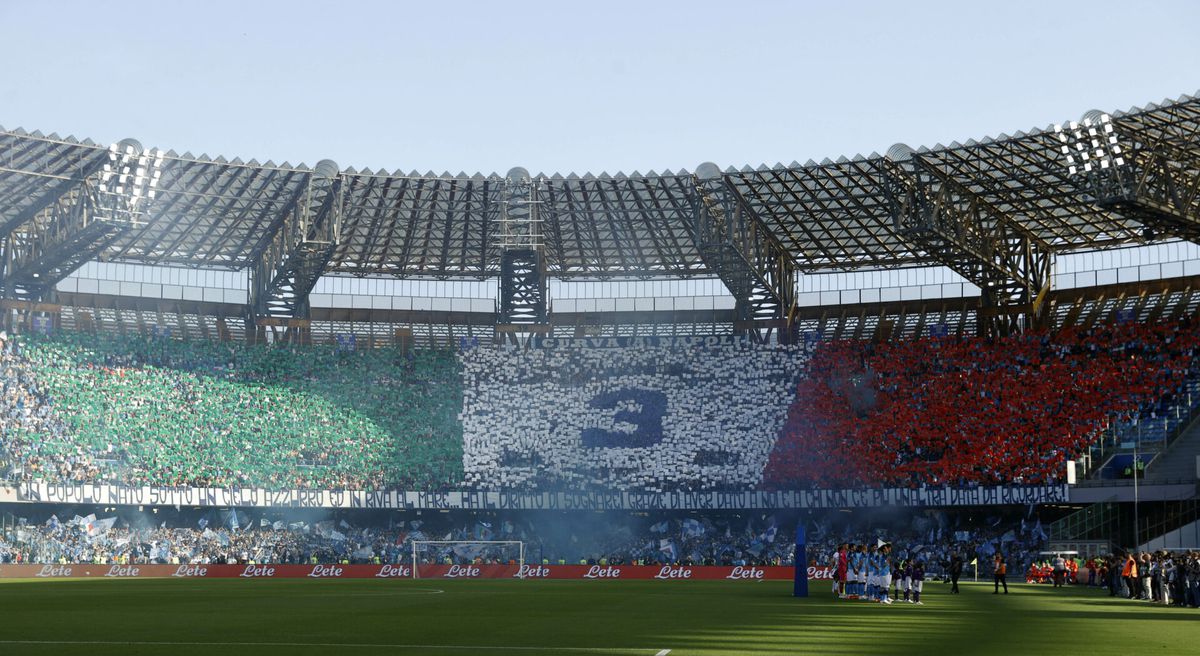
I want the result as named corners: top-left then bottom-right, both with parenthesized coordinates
top-left (410, 540), bottom-right (525, 578)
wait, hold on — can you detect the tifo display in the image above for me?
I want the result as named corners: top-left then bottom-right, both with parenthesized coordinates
top-left (2, 321), bottom-right (1197, 493)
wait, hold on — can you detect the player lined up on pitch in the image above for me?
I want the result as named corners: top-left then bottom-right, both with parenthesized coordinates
top-left (831, 541), bottom-right (926, 605)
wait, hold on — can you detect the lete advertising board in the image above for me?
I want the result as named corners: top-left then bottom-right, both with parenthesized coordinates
top-left (0, 563), bottom-right (836, 581)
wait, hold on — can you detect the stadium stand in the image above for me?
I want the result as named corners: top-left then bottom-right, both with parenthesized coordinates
top-left (4, 321), bottom-right (1200, 494)
top-left (765, 320), bottom-right (1200, 489)
top-left (0, 507), bottom-right (1042, 577)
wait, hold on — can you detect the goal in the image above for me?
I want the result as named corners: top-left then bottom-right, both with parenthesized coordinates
top-left (410, 540), bottom-right (525, 578)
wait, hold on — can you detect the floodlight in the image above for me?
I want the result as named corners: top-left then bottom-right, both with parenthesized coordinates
top-left (97, 139), bottom-right (164, 221)
top-left (1054, 112), bottom-right (1123, 176)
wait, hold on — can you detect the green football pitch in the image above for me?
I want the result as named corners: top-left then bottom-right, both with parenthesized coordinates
top-left (0, 578), bottom-right (1194, 655)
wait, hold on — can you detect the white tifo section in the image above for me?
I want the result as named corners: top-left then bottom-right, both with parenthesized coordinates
top-left (459, 341), bottom-right (808, 490)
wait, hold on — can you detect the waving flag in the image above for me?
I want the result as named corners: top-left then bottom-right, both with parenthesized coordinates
top-left (86, 517), bottom-right (116, 537)
top-left (682, 519), bottom-right (706, 538)
top-left (762, 525), bottom-right (778, 544)
top-left (1033, 519), bottom-right (1049, 541)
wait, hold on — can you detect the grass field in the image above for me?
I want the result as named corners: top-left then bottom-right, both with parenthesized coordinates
top-left (0, 579), bottom-right (1195, 655)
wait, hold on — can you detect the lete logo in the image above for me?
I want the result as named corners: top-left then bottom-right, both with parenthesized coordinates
top-left (307, 565), bottom-right (343, 578)
top-left (514, 564), bottom-right (550, 579)
top-left (807, 566), bottom-right (834, 580)
top-left (583, 565), bottom-right (621, 579)
top-left (104, 565), bottom-right (140, 577)
top-left (35, 565), bottom-right (72, 578)
top-left (376, 564), bottom-right (412, 578)
top-left (239, 565), bottom-right (276, 578)
top-left (444, 565), bottom-right (480, 578)
top-left (172, 565), bottom-right (208, 577)
top-left (726, 566), bottom-right (764, 580)
top-left (653, 566), bottom-right (692, 580)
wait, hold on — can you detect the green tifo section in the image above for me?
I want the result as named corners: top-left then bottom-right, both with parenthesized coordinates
top-left (17, 332), bottom-right (462, 489)
top-left (0, 579), bottom-right (1194, 656)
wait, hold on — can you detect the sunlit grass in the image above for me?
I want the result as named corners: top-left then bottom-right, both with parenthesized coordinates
top-left (0, 579), bottom-right (1193, 655)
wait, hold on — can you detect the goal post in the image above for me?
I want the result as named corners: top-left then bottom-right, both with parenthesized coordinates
top-left (410, 540), bottom-right (525, 578)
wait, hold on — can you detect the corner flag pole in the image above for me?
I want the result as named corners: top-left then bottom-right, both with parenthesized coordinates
top-left (793, 523), bottom-right (808, 598)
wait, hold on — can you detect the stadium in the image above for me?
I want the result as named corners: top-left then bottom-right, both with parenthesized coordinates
top-left (3, 5), bottom-right (1200, 655)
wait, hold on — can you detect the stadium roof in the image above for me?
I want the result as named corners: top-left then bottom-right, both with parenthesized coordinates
top-left (2, 91), bottom-right (1198, 279)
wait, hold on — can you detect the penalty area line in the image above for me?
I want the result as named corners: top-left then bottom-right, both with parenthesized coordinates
top-left (0, 640), bottom-right (662, 654)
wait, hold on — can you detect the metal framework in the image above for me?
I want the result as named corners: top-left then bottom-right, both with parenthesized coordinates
top-left (0, 138), bottom-right (157, 330)
top-left (496, 168), bottom-right (547, 327)
top-left (1, 182), bottom-right (126, 301)
top-left (246, 159), bottom-right (343, 342)
top-left (42, 272), bottom-right (1200, 348)
top-left (1078, 105), bottom-right (1200, 241)
top-left (882, 151), bottom-right (1053, 335)
top-left (1, 90), bottom-right (1198, 338)
top-left (693, 163), bottom-right (796, 341)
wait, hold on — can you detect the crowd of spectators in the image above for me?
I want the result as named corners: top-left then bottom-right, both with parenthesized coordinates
top-left (3, 320), bottom-right (1199, 495)
top-left (459, 339), bottom-right (806, 491)
top-left (766, 320), bottom-right (1200, 488)
top-left (0, 331), bottom-right (462, 491)
top-left (0, 506), bottom-right (1042, 574)
top-left (0, 509), bottom-right (796, 567)
top-left (0, 513), bottom-right (402, 566)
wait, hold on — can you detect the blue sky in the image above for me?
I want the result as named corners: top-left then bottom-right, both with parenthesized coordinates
top-left (1, 0), bottom-right (1197, 175)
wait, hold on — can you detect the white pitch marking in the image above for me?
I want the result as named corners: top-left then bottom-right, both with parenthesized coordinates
top-left (0, 640), bottom-right (659, 654)
top-left (312, 587), bottom-right (446, 597)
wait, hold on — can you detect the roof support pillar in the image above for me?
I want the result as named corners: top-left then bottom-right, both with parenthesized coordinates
top-left (495, 167), bottom-right (548, 345)
top-left (692, 163), bottom-right (797, 343)
top-left (246, 159), bottom-right (342, 345)
top-left (883, 147), bottom-right (1053, 337)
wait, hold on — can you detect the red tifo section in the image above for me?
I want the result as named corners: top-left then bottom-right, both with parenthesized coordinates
top-left (765, 321), bottom-right (1200, 488)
